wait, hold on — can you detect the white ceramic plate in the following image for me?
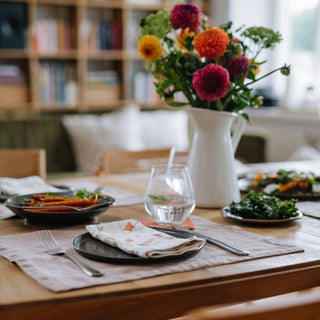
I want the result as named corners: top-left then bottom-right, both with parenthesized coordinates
top-left (221, 206), bottom-right (303, 225)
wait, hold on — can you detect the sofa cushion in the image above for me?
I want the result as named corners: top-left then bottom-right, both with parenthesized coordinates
top-left (63, 107), bottom-right (145, 172)
top-left (63, 106), bottom-right (190, 172)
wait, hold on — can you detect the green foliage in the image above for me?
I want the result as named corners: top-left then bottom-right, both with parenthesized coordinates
top-left (74, 189), bottom-right (102, 200)
top-left (241, 26), bottom-right (282, 53)
top-left (226, 191), bottom-right (299, 220)
top-left (140, 10), bottom-right (172, 39)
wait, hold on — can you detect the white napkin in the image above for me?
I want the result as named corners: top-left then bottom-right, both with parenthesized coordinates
top-left (0, 176), bottom-right (61, 196)
top-left (86, 219), bottom-right (205, 259)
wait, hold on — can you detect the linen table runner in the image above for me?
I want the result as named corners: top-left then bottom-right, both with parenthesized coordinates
top-left (0, 216), bottom-right (303, 292)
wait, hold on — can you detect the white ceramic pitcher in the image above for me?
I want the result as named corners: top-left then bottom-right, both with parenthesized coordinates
top-left (187, 108), bottom-right (246, 208)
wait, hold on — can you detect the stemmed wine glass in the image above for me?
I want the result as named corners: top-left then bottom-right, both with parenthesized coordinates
top-left (144, 164), bottom-right (196, 226)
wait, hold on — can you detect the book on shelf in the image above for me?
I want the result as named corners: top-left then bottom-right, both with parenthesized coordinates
top-left (82, 20), bottom-right (122, 52)
top-left (0, 65), bottom-right (28, 105)
top-left (0, 65), bottom-right (26, 84)
top-left (38, 62), bottom-right (77, 107)
top-left (85, 69), bottom-right (120, 104)
top-left (34, 18), bottom-right (74, 53)
top-left (125, 0), bottom-right (161, 4)
top-left (87, 70), bottom-right (120, 86)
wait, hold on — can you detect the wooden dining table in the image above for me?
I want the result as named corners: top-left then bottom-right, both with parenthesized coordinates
top-left (1, 161), bottom-right (320, 320)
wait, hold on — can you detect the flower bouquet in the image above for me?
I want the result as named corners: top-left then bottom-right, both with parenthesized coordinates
top-left (137, 3), bottom-right (290, 120)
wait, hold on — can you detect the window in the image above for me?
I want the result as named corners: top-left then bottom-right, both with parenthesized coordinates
top-left (214, 0), bottom-right (320, 111)
top-left (277, 0), bottom-right (320, 111)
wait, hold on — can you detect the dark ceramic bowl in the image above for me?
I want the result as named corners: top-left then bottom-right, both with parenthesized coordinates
top-left (5, 191), bottom-right (115, 224)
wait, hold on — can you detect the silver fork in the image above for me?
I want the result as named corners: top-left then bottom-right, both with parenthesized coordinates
top-left (39, 230), bottom-right (104, 277)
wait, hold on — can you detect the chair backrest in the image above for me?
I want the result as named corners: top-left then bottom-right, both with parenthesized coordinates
top-left (96, 148), bottom-right (189, 175)
top-left (0, 148), bottom-right (46, 179)
top-left (183, 287), bottom-right (320, 320)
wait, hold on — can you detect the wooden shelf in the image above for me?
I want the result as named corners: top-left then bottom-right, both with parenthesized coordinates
top-left (86, 50), bottom-right (124, 60)
top-left (0, 0), bottom-right (209, 114)
top-left (37, 51), bottom-right (79, 59)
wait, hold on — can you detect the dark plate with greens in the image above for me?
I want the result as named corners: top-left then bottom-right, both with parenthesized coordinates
top-left (221, 191), bottom-right (303, 225)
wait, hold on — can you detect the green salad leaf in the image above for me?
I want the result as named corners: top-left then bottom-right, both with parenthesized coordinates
top-left (148, 194), bottom-right (174, 201)
top-left (74, 189), bottom-right (102, 200)
top-left (226, 191), bottom-right (299, 220)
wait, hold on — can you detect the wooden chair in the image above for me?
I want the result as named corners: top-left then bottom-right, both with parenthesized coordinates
top-left (95, 148), bottom-right (189, 175)
top-left (183, 287), bottom-right (320, 320)
top-left (0, 148), bottom-right (47, 179)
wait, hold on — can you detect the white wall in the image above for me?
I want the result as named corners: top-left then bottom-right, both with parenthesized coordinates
top-left (245, 108), bottom-right (320, 161)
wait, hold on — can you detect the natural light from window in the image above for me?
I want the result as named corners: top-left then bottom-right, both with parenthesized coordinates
top-left (224, 0), bottom-right (320, 112)
top-left (279, 0), bottom-right (320, 112)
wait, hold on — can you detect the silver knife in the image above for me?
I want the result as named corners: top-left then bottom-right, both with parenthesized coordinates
top-left (173, 225), bottom-right (250, 256)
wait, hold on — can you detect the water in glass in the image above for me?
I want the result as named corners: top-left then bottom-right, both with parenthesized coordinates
top-left (144, 165), bottom-right (195, 226)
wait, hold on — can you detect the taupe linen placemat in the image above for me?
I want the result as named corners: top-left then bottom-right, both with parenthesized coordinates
top-left (0, 216), bottom-right (303, 292)
top-left (297, 201), bottom-right (320, 219)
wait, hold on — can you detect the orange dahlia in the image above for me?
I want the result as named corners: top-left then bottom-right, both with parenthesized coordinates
top-left (138, 35), bottom-right (163, 61)
top-left (194, 28), bottom-right (230, 60)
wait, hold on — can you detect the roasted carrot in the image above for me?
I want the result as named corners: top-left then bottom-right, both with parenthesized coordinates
top-left (25, 207), bottom-right (77, 212)
top-left (37, 198), bottom-right (99, 207)
top-left (32, 194), bottom-right (68, 202)
top-left (298, 180), bottom-right (310, 190)
top-left (279, 181), bottom-right (297, 193)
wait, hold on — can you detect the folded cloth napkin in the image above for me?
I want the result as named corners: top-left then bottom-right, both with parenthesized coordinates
top-left (0, 176), bottom-right (64, 220)
top-left (86, 219), bottom-right (205, 258)
top-left (0, 176), bottom-right (61, 196)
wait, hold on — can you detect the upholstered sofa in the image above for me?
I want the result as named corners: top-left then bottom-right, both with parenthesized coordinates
top-left (0, 108), bottom-right (265, 178)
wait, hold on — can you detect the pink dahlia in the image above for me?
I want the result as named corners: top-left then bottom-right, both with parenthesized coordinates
top-left (170, 4), bottom-right (203, 32)
top-left (192, 64), bottom-right (230, 101)
top-left (227, 54), bottom-right (249, 81)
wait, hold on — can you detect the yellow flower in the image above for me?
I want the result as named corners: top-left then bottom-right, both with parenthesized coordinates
top-left (138, 35), bottom-right (163, 61)
top-left (177, 28), bottom-right (194, 51)
top-left (252, 95), bottom-right (263, 106)
top-left (249, 59), bottom-right (260, 76)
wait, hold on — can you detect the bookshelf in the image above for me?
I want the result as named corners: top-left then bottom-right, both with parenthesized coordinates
top-left (0, 0), bottom-right (209, 114)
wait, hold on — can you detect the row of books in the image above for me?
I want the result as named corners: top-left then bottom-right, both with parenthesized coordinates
top-left (133, 71), bottom-right (161, 106)
top-left (87, 70), bottom-right (120, 85)
top-left (33, 19), bottom-right (74, 53)
top-left (38, 62), bottom-right (77, 107)
top-left (81, 20), bottom-right (122, 52)
top-left (0, 65), bottom-right (26, 84)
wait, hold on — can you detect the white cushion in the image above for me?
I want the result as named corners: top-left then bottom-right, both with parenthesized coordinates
top-left (63, 106), bottom-right (190, 172)
top-left (63, 106), bottom-right (144, 172)
top-left (140, 109), bottom-right (189, 150)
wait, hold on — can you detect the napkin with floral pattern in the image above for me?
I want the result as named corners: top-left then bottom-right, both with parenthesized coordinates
top-left (86, 219), bottom-right (205, 258)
